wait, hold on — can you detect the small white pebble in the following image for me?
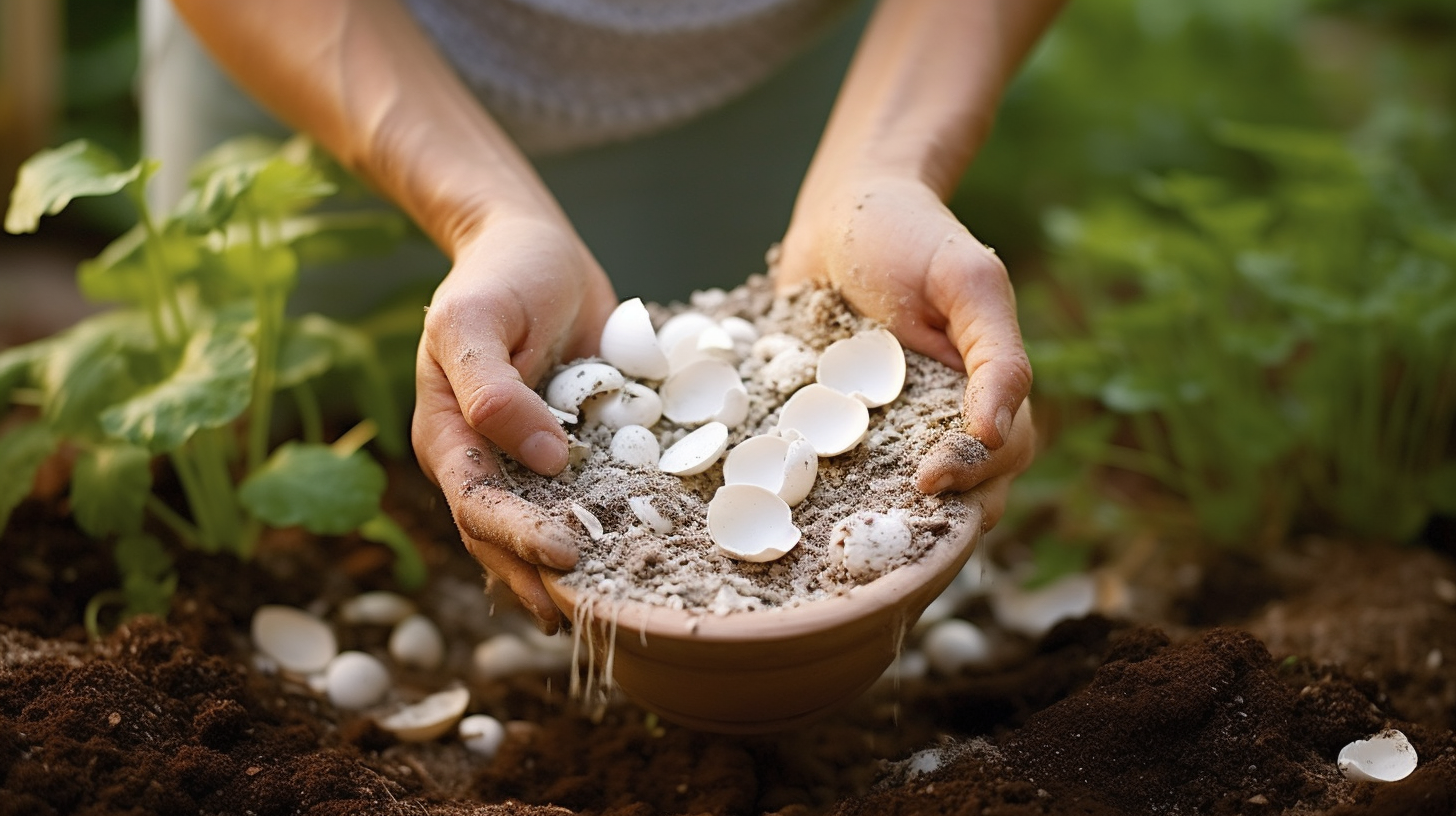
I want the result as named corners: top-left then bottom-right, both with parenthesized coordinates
top-left (325, 651), bottom-right (392, 710)
top-left (459, 714), bottom-right (507, 759)
top-left (389, 614), bottom-right (446, 670)
top-left (922, 619), bottom-right (993, 675)
top-left (337, 591), bottom-right (416, 626)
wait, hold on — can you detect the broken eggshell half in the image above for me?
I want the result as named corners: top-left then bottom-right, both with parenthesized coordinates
top-left (599, 297), bottom-right (670, 380)
top-left (722, 432), bottom-right (818, 506)
top-left (776, 383), bottom-right (870, 457)
top-left (580, 381), bottom-right (663, 430)
top-left (252, 604), bottom-right (338, 675)
top-left (658, 421), bottom-right (729, 476)
top-left (545, 362), bottom-right (625, 417)
top-left (816, 329), bottom-right (906, 408)
top-left (376, 686), bottom-right (472, 743)
top-left (660, 359), bottom-right (749, 427)
top-left (707, 483), bottom-right (802, 562)
top-left (1338, 729), bottom-right (1418, 783)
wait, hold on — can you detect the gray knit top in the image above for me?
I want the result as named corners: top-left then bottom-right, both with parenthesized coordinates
top-left (402, 0), bottom-right (851, 154)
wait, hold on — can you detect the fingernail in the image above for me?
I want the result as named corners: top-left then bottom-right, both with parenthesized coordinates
top-left (929, 474), bottom-right (955, 494)
top-left (520, 431), bottom-right (569, 475)
top-left (994, 405), bottom-right (1013, 445)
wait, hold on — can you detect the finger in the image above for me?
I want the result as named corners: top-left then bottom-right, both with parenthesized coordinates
top-left (915, 399), bottom-right (1035, 494)
top-left (474, 550), bottom-right (564, 634)
top-left (413, 355), bottom-right (580, 571)
top-left (929, 239), bottom-right (1034, 451)
top-left (423, 304), bottom-right (570, 477)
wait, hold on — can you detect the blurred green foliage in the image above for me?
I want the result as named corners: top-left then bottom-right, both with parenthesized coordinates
top-left (968, 0), bottom-right (1456, 552)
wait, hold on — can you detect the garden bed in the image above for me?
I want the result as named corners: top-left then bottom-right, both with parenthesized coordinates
top-left (3, 463), bottom-right (1454, 816)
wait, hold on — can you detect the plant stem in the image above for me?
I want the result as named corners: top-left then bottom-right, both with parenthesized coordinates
top-left (145, 495), bottom-right (201, 549)
top-left (169, 449), bottom-right (218, 553)
top-left (292, 384), bottom-right (323, 445)
top-left (332, 419), bottom-right (378, 457)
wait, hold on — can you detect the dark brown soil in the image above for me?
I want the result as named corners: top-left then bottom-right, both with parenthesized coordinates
top-left (3, 467), bottom-right (1455, 816)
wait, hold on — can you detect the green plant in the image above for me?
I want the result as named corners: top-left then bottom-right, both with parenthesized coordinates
top-left (1, 136), bottom-right (426, 631)
top-left (1027, 121), bottom-right (1456, 546)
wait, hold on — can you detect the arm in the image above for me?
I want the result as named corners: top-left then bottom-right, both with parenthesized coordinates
top-left (172, 0), bottom-right (616, 631)
top-left (777, 0), bottom-right (1065, 524)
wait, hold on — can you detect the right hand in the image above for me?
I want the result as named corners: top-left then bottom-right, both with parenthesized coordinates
top-left (411, 214), bottom-right (618, 633)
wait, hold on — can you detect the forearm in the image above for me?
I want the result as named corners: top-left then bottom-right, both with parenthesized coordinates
top-left (170, 0), bottom-right (561, 255)
top-left (804, 0), bottom-right (1066, 201)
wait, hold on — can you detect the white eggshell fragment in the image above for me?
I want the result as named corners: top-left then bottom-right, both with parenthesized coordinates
top-left (656, 312), bottom-right (719, 361)
top-left (758, 348), bottom-right (819, 396)
top-left (629, 496), bottom-right (675, 534)
top-left (599, 298), bottom-right (669, 380)
top-left (544, 362), bottom-right (625, 416)
top-left (817, 329), bottom-right (906, 407)
top-left (829, 509), bottom-right (913, 579)
top-left (1338, 729), bottom-right (1418, 783)
top-left (719, 316), bottom-right (760, 348)
top-left (571, 503), bottom-right (605, 541)
top-left (707, 484), bottom-right (801, 562)
top-left (610, 425), bottom-right (660, 468)
top-left (989, 572), bottom-right (1098, 638)
top-left (472, 633), bottom-right (569, 681)
top-left (658, 422), bottom-right (729, 476)
top-left (251, 604), bottom-right (338, 675)
top-left (666, 324), bottom-right (737, 372)
top-left (377, 686), bottom-right (471, 743)
top-left (660, 359), bottom-right (749, 427)
top-left (459, 714), bottom-right (507, 758)
top-left (722, 434), bottom-right (818, 507)
top-left (580, 381), bottom-right (663, 430)
top-left (324, 651), bottom-right (392, 710)
top-left (388, 614), bottom-right (446, 671)
top-left (921, 619), bottom-right (994, 675)
top-left (337, 591), bottom-right (416, 626)
top-left (776, 383), bottom-right (871, 457)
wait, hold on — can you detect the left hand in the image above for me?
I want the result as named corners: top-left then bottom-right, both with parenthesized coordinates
top-left (773, 175), bottom-right (1035, 528)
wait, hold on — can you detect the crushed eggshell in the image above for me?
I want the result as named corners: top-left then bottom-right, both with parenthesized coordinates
top-left (659, 421), bottom-right (729, 476)
top-left (544, 362), bottom-right (624, 416)
top-left (251, 604), bottom-right (338, 675)
top-left (776, 383), bottom-right (870, 457)
top-left (376, 686), bottom-right (471, 742)
top-left (829, 509), bottom-right (913, 579)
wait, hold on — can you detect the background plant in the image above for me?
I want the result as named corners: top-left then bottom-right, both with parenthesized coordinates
top-left (1, 136), bottom-right (425, 631)
top-left (1024, 120), bottom-right (1456, 548)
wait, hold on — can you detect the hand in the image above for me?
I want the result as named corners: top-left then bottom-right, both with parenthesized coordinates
top-left (774, 175), bottom-right (1035, 528)
top-left (411, 215), bottom-right (618, 633)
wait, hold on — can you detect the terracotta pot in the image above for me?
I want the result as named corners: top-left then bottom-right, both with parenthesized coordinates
top-left (540, 498), bottom-right (982, 734)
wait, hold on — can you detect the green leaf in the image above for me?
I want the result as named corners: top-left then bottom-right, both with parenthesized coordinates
top-left (203, 230), bottom-right (300, 291)
top-left (0, 422), bottom-right (59, 534)
top-left (72, 443), bottom-right (153, 537)
top-left (275, 314), bottom-right (340, 388)
top-left (37, 311), bottom-right (154, 438)
top-left (101, 321), bottom-right (255, 452)
top-left (238, 441), bottom-right (385, 535)
top-left (0, 340), bottom-right (47, 404)
top-left (5, 140), bottom-right (144, 234)
top-left (359, 513), bottom-right (428, 590)
top-left (1021, 535), bottom-right (1092, 591)
top-left (78, 221), bottom-right (202, 305)
top-left (283, 210), bottom-right (407, 267)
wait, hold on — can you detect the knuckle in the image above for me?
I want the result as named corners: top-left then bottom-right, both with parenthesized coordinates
top-left (462, 382), bottom-right (524, 432)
